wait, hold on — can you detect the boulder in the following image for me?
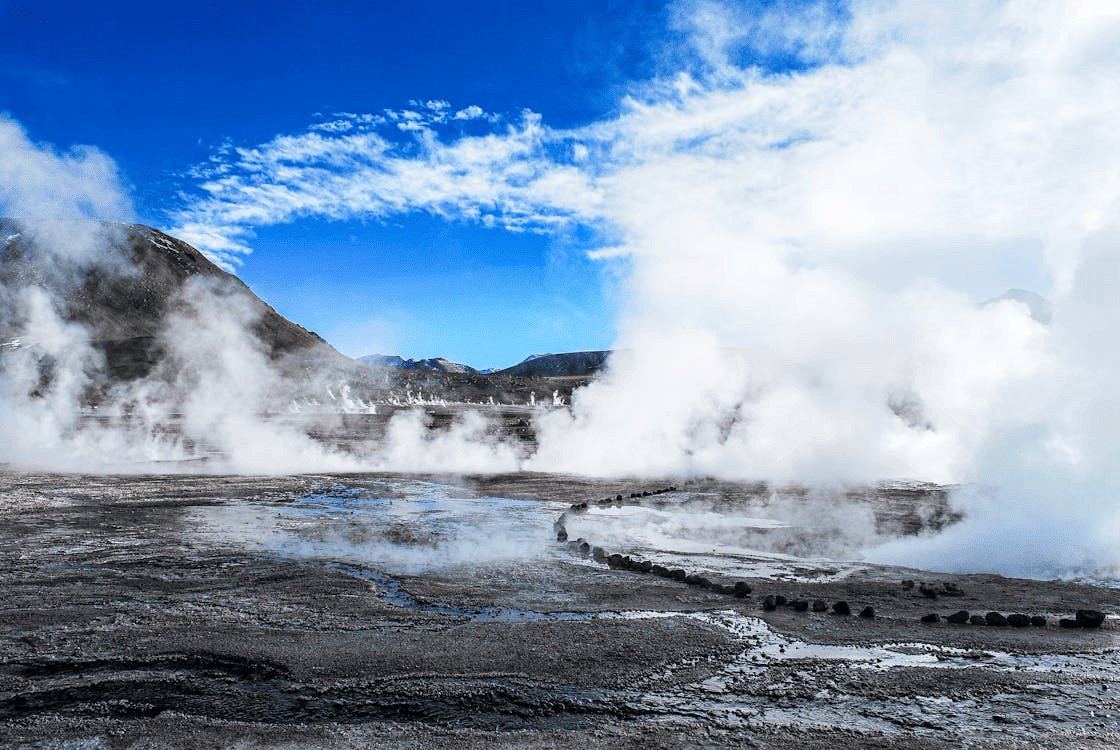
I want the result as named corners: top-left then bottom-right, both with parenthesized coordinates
top-left (1076, 610), bottom-right (1105, 629)
top-left (763, 595), bottom-right (777, 612)
top-left (774, 595), bottom-right (788, 606)
top-left (1030, 615), bottom-right (1047, 627)
top-left (832, 601), bottom-right (851, 616)
top-left (946, 610), bottom-right (970, 624)
top-left (969, 615), bottom-right (987, 626)
top-left (732, 581), bottom-right (752, 597)
top-left (921, 613), bottom-right (941, 623)
top-left (792, 600), bottom-right (809, 612)
top-left (901, 580), bottom-right (914, 590)
top-left (812, 600), bottom-right (828, 612)
top-left (1007, 614), bottom-right (1031, 628)
top-left (669, 569), bottom-right (687, 581)
top-left (985, 612), bottom-right (1008, 627)
top-left (1059, 618), bottom-right (1080, 629)
top-left (859, 606), bottom-right (875, 619)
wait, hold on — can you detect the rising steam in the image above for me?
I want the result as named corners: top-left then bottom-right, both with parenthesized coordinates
top-left (4, 1), bottom-right (1120, 580)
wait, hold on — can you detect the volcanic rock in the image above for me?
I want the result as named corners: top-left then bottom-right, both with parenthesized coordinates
top-left (1076, 610), bottom-right (1105, 628)
top-left (832, 601), bottom-right (851, 616)
top-left (946, 610), bottom-right (970, 624)
top-left (985, 612), bottom-right (1008, 627)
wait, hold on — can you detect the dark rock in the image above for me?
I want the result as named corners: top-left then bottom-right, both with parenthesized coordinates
top-left (651, 565), bottom-right (669, 577)
top-left (669, 569), bottom-right (687, 581)
top-left (695, 577), bottom-right (713, 590)
top-left (616, 495), bottom-right (623, 502)
top-left (591, 547), bottom-right (607, 563)
top-left (901, 580), bottom-right (914, 590)
top-left (921, 613), bottom-right (941, 623)
top-left (1059, 618), bottom-right (1080, 629)
top-left (940, 582), bottom-right (964, 596)
top-left (556, 527), bottom-right (568, 542)
top-left (606, 554), bottom-right (624, 569)
top-left (1007, 614), bottom-right (1031, 628)
top-left (946, 610), bottom-right (970, 624)
top-left (1030, 615), bottom-right (1047, 627)
top-left (985, 612), bottom-right (1008, 627)
top-left (774, 595), bottom-right (787, 606)
top-left (636, 560), bottom-right (653, 573)
top-left (792, 600), bottom-right (809, 612)
top-left (732, 581), bottom-right (752, 597)
top-left (684, 574), bottom-right (701, 585)
top-left (859, 606), bottom-right (874, 619)
top-left (832, 601), bottom-right (851, 616)
top-left (1076, 610), bottom-right (1105, 629)
top-left (970, 615), bottom-right (987, 626)
top-left (812, 600), bottom-right (828, 612)
top-left (578, 541), bottom-right (590, 555)
top-left (763, 595), bottom-right (777, 612)
top-left (919, 584), bottom-right (939, 600)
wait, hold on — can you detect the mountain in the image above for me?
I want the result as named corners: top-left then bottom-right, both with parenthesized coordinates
top-left (358, 354), bottom-right (480, 374)
top-left (493, 350), bottom-right (610, 377)
top-left (359, 350), bottom-right (612, 378)
top-left (0, 219), bottom-right (337, 380)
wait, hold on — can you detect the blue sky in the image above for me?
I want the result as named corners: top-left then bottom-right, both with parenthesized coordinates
top-left (2, 0), bottom-right (1103, 373)
top-left (0, 0), bottom-right (682, 368)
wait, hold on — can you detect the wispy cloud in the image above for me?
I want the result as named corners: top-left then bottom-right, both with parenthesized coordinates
top-left (169, 106), bottom-right (601, 269)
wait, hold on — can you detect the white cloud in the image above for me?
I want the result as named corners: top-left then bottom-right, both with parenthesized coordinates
top-left (169, 107), bottom-right (602, 268)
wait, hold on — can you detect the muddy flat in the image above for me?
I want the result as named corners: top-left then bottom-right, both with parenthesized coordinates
top-left (1, 471), bottom-right (1118, 748)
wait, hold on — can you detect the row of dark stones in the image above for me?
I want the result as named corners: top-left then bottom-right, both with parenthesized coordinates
top-left (562, 537), bottom-right (876, 618)
top-left (919, 609), bottom-right (1105, 629)
top-left (902, 579), bottom-right (965, 599)
top-left (554, 486), bottom-right (678, 542)
top-left (762, 593), bottom-right (875, 619)
top-left (555, 492), bottom-right (1108, 631)
top-left (567, 486), bottom-right (679, 513)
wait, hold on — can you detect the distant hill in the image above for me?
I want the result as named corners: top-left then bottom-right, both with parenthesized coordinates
top-left (358, 354), bottom-right (480, 374)
top-left (494, 351), bottom-right (610, 377)
top-left (359, 350), bottom-right (613, 378)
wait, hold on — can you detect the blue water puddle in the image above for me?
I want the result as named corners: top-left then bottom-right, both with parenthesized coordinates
top-left (188, 478), bottom-right (567, 575)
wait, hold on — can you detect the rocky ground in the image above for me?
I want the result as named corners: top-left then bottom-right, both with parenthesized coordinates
top-left (0, 470), bottom-right (1118, 749)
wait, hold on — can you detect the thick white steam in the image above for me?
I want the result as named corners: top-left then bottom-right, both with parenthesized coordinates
top-left (6, 2), bottom-right (1120, 580)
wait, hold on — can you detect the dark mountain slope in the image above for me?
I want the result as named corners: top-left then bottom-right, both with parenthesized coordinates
top-left (0, 219), bottom-right (332, 379)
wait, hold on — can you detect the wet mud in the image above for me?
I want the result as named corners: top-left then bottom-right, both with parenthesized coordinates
top-left (1, 471), bottom-right (1118, 748)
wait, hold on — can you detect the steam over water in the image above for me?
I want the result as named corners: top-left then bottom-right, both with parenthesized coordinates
top-left (4, 3), bottom-right (1120, 580)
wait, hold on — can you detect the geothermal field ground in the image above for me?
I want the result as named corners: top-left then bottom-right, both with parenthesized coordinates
top-left (1, 431), bottom-right (1118, 748)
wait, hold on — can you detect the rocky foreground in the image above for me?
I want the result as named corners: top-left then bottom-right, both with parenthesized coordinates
top-left (1, 471), bottom-right (1118, 749)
